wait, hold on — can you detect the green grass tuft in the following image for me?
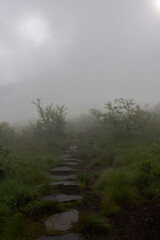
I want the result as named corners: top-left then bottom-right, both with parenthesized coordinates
top-left (79, 214), bottom-right (113, 235)
top-left (77, 172), bottom-right (90, 188)
top-left (95, 169), bottom-right (138, 206)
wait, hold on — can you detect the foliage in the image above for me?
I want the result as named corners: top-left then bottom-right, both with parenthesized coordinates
top-left (95, 169), bottom-right (138, 206)
top-left (79, 214), bottom-right (113, 235)
top-left (136, 158), bottom-right (160, 198)
top-left (0, 178), bottom-right (39, 210)
top-left (32, 98), bottom-right (67, 136)
top-left (102, 202), bottom-right (121, 217)
top-left (0, 122), bottom-right (15, 144)
top-left (0, 213), bottom-right (39, 240)
top-left (24, 200), bottom-right (63, 217)
top-left (77, 172), bottom-right (91, 188)
top-left (0, 146), bottom-right (10, 177)
top-left (91, 98), bottom-right (149, 137)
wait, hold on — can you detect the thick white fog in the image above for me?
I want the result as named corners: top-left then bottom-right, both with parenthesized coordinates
top-left (0, 0), bottom-right (160, 122)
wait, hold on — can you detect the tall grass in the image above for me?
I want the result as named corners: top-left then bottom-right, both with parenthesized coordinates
top-left (95, 169), bottom-right (138, 207)
top-left (79, 214), bottom-right (113, 236)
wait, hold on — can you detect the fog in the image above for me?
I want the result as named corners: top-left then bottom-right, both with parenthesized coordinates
top-left (0, 0), bottom-right (160, 123)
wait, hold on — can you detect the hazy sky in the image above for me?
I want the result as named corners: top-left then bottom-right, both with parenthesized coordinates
top-left (0, 0), bottom-right (160, 122)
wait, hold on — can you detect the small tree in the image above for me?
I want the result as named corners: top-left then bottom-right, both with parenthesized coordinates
top-left (91, 98), bottom-right (149, 137)
top-left (0, 122), bottom-right (15, 144)
top-left (32, 98), bottom-right (67, 136)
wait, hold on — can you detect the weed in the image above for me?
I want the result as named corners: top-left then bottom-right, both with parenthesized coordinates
top-left (102, 202), bottom-right (121, 217)
top-left (0, 213), bottom-right (39, 240)
top-left (79, 214), bottom-right (113, 235)
top-left (136, 158), bottom-right (160, 198)
top-left (77, 172), bottom-right (90, 188)
top-left (24, 200), bottom-right (64, 217)
top-left (95, 169), bottom-right (138, 206)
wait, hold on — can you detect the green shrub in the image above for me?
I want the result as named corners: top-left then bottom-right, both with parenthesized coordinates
top-left (136, 159), bottom-right (160, 198)
top-left (0, 213), bottom-right (38, 240)
top-left (79, 214), bottom-right (113, 235)
top-left (77, 172), bottom-right (90, 187)
top-left (102, 202), bottom-right (121, 217)
top-left (24, 200), bottom-right (63, 217)
top-left (93, 149), bottom-right (115, 167)
top-left (0, 178), bottom-right (39, 210)
top-left (96, 169), bottom-right (137, 206)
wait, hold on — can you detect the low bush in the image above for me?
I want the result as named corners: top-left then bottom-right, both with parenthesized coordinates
top-left (136, 158), bottom-right (160, 198)
top-left (102, 202), bottom-right (121, 217)
top-left (77, 172), bottom-right (91, 188)
top-left (79, 214), bottom-right (113, 235)
top-left (24, 200), bottom-right (64, 217)
top-left (0, 213), bottom-right (39, 240)
top-left (95, 169), bottom-right (138, 206)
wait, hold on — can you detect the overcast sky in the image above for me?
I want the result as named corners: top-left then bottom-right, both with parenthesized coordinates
top-left (0, 0), bottom-right (160, 122)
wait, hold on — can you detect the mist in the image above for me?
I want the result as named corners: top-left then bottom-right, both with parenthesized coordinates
top-left (1, 0), bottom-right (160, 123)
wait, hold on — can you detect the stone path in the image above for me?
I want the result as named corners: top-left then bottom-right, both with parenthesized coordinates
top-left (49, 174), bottom-right (77, 181)
top-left (45, 209), bottom-right (79, 231)
top-left (39, 233), bottom-right (85, 240)
top-left (48, 181), bottom-right (78, 186)
top-left (42, 194), bottom-right (83, 202)
top-left (39, 143), bottom-right (85, 239)
top-left (50, 166), bottom-right (76, 173)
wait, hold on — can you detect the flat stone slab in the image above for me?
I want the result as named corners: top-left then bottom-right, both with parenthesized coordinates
top-left (49, 181), bottom-right (78, 186)
top-left (63, 158), bottom-right (82, 162)
top-left (39, 233), bottom-right (85, 240)
top-left (51, 166), bottom-right (75, 173)
top-left (69, 145), bottom-right (78, 150)
top-left (42, 194), bottom-right (83, 202)
top-left (61, 154), bottom-right (71, 159)
top-left (37, 181), bottom-right (78, 187)
top-left (63, 162), bottom-right (79, 166)
top-left (45, 209), bottom-right (79, 231)
top-left (49, 175), bottom-right (76, 181)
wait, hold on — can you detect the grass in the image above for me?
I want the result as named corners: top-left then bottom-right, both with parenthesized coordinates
top-left (102, 202), bottom-right (121, 217)
top-left (0, 213), bottom-right (40, 240)
top-left (92, 149), bottom-right (115, 167)
top-left (95, 168), bottom-right (138, 207)
top-left (0, 132), bottom-right (68, 239)
top-left (24, 200), bottom-right (64, 217)
top-left (136, 158), bottom-right (160, 198)
top-left (79, 214), bottom-right (113, 236)
top-left (77, 172), bottom-right (91, 188)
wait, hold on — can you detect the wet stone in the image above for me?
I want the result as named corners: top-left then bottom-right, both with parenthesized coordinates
top-left (42, 194), bottom-right (83, 202)
top-left (49, 181), bottom-right (78, 186)
top-left (61, 154), bottom-right (71, 159)
top-left (39, 233), bottom-right (85, 240)
top-left (50, 166), bottom-right (75, 173)
top-left (49, 174), bottom-right (76, 181)
top-left (63, 162), bottom-right (79, 166)
top-left (64, 150), bottom-right (71, 154)
top-left (69, 145), bottom-right (78, 150)
top-left (63, 158), bottom-right (82, 163)
top-left (45, 209), bottom-right (79, 231)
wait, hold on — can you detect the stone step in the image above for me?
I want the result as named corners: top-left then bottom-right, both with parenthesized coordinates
top-left (49, 181), bottom-right (78, 186)
top-left (49, 174), bottom-right (77, 181)
top-left (63, 162), bottom-right (79, 166)
top-left (37, 181), bottom-right (78, 187)
top-left (50, 166), bottom-right (76, 173)
top-left (39, 233), bottom-right (85, 240)
top-left (45, 209), bottom-right (79, 231)
top-left (63, 158), bottom-right (82, 163)
top-left (64, 150), bottom-right (77, 154)
top-left (69, 145), bottom-right (78, 150)
top-left (42, 194), bottom-right (83, 202)
top-left (61, 154), bottom-right (71, 159)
